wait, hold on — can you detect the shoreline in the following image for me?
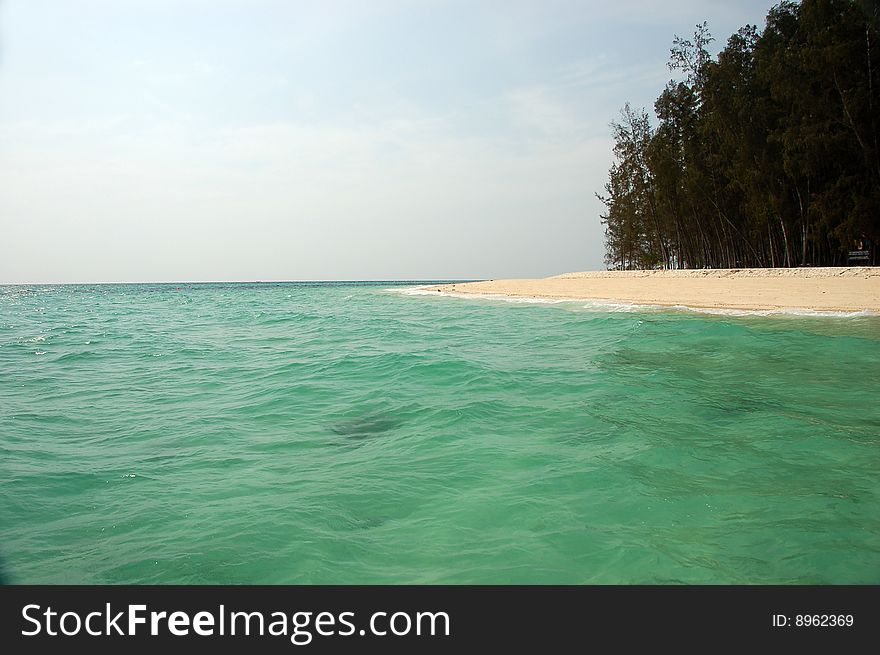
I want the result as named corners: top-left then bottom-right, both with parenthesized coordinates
top-left (420, 267), bottom-right (880, 314)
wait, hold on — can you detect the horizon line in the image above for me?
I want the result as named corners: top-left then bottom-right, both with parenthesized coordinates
top-left (0, 278), bottom-right (488, 286)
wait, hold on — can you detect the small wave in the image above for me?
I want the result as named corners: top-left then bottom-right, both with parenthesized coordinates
top-left (388, 287), bottom-right (572, 304)
top-left (576, 300), bottom-right (667, 313)
top-left (384, 286), bottom-right (432, 295)
top-left (392, 288), bottom-right (687, 312)
top-left (669, 305), bottom-right (877, 318)
top-left (55, 351), bottom-right (98, 363)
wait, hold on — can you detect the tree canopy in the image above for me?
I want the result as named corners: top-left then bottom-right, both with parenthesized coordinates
top-left (599, 0), bottom-right (880, 269)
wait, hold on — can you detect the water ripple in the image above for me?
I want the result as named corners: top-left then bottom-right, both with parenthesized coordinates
top-left (1, 282), bottom-right (878, 583)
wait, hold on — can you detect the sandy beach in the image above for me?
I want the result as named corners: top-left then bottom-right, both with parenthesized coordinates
top-left (425, 267), bottom-right (880, 313)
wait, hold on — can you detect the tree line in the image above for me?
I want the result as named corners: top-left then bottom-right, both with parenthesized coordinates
top-left (599, 0), bottom-right (879, 269)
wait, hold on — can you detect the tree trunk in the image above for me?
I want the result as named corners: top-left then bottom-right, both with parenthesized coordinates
top-left (796, 184), bottom-right (808, 267)
top-left (779, 216), bottom-right (791, 268)
top-left (768, 222), bottom-right (776, 268)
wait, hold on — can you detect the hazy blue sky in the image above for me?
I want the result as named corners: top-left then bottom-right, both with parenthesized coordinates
top-left (1, 0), bottom-right (772, 282)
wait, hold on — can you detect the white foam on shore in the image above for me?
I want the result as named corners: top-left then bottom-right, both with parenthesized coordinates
top-left (387, 286), bottom-right (877, 319)
top-left (670, 305), bottom-right (876, 318)
top-left (392, 286), bottom-right (571, 304)
top-left (388, 287), bottom-right (668, 312)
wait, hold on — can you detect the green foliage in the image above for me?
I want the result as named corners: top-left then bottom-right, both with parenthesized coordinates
top-left (599, 0), bottom-right (880, 269)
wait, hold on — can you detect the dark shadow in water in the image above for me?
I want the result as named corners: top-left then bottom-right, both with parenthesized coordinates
top-left (330, 413), bottom-right (402, 439)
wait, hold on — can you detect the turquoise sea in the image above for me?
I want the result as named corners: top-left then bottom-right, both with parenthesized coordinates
top-left (1, 282), bottom-right (878, 584)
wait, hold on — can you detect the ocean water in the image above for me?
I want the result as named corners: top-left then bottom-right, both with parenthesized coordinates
top-left (1, 281), bottom-right (878, 584)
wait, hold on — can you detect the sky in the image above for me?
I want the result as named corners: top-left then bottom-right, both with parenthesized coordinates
top-left (0, 0), bottom-right (774, 283)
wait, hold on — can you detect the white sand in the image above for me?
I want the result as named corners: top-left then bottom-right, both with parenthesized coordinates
top-left (423, 267), bottom-right (880, 313)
